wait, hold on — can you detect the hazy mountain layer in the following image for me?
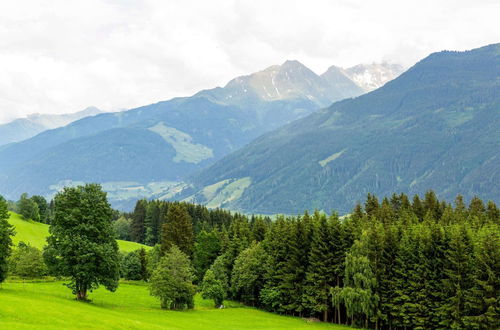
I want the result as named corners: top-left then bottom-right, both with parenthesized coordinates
top-left (0, 107), bottom-right (101, 146)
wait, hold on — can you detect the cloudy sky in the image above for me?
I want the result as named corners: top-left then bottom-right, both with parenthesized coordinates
top-left (0, 0), bottom-right (498, 123)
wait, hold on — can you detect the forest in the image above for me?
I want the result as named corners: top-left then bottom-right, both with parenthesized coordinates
top-left (1, 187), bottom-right (499, 329)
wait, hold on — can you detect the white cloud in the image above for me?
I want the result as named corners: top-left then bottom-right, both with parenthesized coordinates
top-left (0, 0), bottom-right (498, 122)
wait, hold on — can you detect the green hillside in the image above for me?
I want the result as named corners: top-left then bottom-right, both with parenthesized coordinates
top-left (8, 212), bottom-right (149, 252)
top-left (0, 281), bottom-right (347, 329)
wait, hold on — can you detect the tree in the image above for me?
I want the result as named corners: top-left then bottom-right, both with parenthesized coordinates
top-left (332, 249), bottom-right (378, 328)
top-left (17, 193), bottom-right (40, 222)
top-left (201, 269), bottom-right (226, 307)
top-left (131, 199), bottom-right (147, 243)
top-left (113, 216), bottom-right (132, 241)
top-left (439, 225), bottom-right (475, 328)
top-left (46, 184), bottom-right (120, 300)
top-left (149, 246), bottom-right (195, 310)
top-left (0, 196), bottom-right (14, 283)
top-left (193, 229), bottom-right (221, 282)
top-left (121, 250), bottom-right (142, 280)
top-left (464, 225), bottom-right (500, 329)
top-left (8, 242), bottom-right (47, 278)
top-left (231, 242), bottom-right (267, 306)
top-left (31, 195), bottom-right (48, 223)
top-left (161, 203), bottom-right (194, 257)
top-left (144, 202), bottom-right (161, 246)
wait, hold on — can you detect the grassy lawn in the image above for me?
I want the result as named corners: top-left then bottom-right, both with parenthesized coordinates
top-left (8, 212), bottom-right (150, 252)
top-left (0, 280), bottom-right (351, 329)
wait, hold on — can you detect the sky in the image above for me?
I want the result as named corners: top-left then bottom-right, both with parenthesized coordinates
top-left (0, 0), bottom-right (498, 123)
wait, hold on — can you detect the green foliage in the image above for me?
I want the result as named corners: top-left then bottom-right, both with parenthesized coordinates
top-left (0, 196), bottom-right (14, 283)
top-left (113, 216), bottom-right (132, 241)
top-left (193, 229), bottom-right (221, 282)
top-left (121, 250), bottom-right (143, 280)
top-left (231, 242), bottom-right (267, 305)
top-left (8, 242), bottom-right (47, 278)
top-left (161, 203), bottom-right (194, 257)
top-left (31, 195), bottom-right (48, 223)
top-left (464, 225), bottom-right (500, 329)
top-left (17, 193), bottom-right (40, 222)
top-left (201, 269), bottom-right (226, 307)
top-left (46, 184), bottom-right (120, 300)
top-left (149, 246), bottom-right (195, 310)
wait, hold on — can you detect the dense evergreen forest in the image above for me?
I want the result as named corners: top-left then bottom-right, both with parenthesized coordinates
top-left (117, 192), bottom-right (498, 329)
top-left (3, 190), bottom-right (499, 329)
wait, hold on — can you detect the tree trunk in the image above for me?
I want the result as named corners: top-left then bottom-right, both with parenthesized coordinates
top-left (323, 310), bottom-right (328, 322)
top-left (76, 289), bottom-right (87, 300)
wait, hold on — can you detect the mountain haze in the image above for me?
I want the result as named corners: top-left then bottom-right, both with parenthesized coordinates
top-left (185, 44), bottom-right (500, 214)
top-left (0, 60), bottom-right (397, 208)
top-left (0, 107), bottom-right (102, 146)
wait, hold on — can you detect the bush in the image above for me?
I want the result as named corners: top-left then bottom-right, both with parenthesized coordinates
top-left (9, 242), bottom-right (47, 278)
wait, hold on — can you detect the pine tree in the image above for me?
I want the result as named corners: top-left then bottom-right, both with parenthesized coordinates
top-left (161, 203), bottom-right (194, 257)
top-left (302, 212), bottom-right (338, 321)
top-left (464, 225), bottom-right (500, 329)
top-left (439, 224), bottom-right (475, 329)
top-left (144, 201), bottom-right (161, 246)
top-left (131, 199), bottom-right (147, 243)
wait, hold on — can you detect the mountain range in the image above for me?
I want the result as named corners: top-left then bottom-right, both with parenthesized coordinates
top-left (0, 107), bottom-right (102, 146)
top-left (0, 60), bottom-right (400, 208)
top-left (182, 44), bottom-right (500, 214)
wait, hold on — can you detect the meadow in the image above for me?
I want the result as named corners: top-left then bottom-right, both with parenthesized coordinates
top-left (8, 212), bottom-right (149, 252)
top-left (0, 280), bottom-right (350, 329)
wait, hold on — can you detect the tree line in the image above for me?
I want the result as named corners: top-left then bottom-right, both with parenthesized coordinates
top-left (0, 186), bottom-right (498, 329)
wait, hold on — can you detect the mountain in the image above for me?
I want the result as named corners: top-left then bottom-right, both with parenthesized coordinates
top-left (0, 60), bottom-right (374, 207)
top-left (0, 106), bottom-right (102, 146)
top-left (184, 44), bottom-right (500, 215)
top-left (342, 63), bottom-right (405, 91)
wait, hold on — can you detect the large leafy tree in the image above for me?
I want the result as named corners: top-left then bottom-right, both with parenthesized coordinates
top-left (149, 246), bottom-right (195, 310)
top-left (231, 242), bottom-right (267, 306)
top-left (0, 196), bottom-right (14, 283)
top-left (46, 184), bottom-right (120, 300)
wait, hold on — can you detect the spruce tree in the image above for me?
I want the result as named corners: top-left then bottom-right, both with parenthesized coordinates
top-left (439, 225), bottom-right (476, 328)
top-left (161, 203), bottom-right (194, 257)
top-left (131, 199), bottom-right (147, 243)
top-left (464, 225), bottom-right (500, 329)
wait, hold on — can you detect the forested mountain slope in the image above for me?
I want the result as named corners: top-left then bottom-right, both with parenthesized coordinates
top-left (186, 44), bottom-right (500, 214)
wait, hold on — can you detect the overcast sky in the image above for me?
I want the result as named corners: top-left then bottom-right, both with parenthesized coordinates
top-left (0, 0), bottom-right (498, 123)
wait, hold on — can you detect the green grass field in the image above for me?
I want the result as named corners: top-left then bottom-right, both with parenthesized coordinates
top-left (0, 280), bottom-right (350, 329)
top-left (8, 212), bottom-right (149, 252)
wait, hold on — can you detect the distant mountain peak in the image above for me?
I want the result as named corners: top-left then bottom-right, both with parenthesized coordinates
top-left (342, 62), bottom-right (405, 91)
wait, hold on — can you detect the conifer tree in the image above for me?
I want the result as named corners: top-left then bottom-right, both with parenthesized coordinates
top-left (161, 203), bottom-right (194, 257)
top-left (439, 225), bottom-right (476, 328)
top-left (302, 212), bottom-right (338, 321)
top-left (131, 199), bottom-right (147, 243)
top-left (464, 225), bottom-right (500, 329)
